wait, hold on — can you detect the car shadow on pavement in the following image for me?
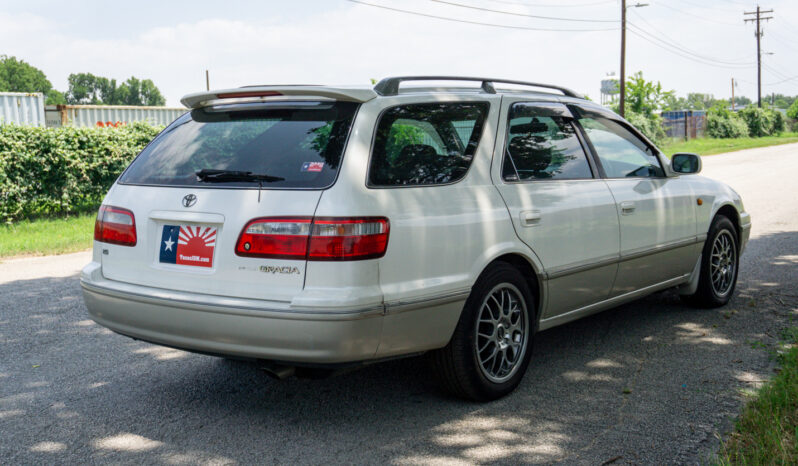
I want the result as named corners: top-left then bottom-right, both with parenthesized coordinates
top-left (1, 231), bottom-right (796, 464)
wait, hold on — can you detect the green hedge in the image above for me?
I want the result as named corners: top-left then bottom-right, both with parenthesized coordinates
top-left (0, 122), bottom-right (162, 223)
top-left (706, 106), bottom-right (749, 139)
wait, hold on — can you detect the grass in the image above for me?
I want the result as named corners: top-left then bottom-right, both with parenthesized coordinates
top-left (717, 327), bottom-right (798, 464)
top-left (0, 212), bottom-right (95, 259)
top-left (662, 132), bottom-right (798, 156)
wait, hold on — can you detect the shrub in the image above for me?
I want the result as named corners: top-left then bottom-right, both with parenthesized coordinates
top-left (706, 106), bottom-right (749, 139)
top-left (624, 109), bottom-right (666, 146)
top-left (770, 109), bottom-right (786, 134)
top-left (738, 106), bottom-right (775, 137)
top-left (0, 122), bottom-right (162, 223)
top-left (787, 99), bottom-right (798, 121)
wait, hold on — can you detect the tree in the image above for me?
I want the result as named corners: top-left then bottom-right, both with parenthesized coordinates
top-left (684, 93), bottom-right (719, 110)
top-left (66, 73), bottom-right (165, 106)
top-left (66, 72), bottom-right (117, 104)
top-left (623, 71), bottom-right (673, 116)
top-left (115, 77), bottom-right (166, 106)
top-left (0, 55), bottom-right (64, 105)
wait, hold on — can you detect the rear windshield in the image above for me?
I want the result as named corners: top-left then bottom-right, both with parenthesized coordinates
top-left (118, 101), bottom-right (359, 189)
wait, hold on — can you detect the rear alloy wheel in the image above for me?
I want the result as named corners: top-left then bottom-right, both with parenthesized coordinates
top-left (430, 262), bottom-right (535, 401)
top-left (683, 215), bottom-right (739, 308)
top-left (475, 284), bottom-right (530, 384)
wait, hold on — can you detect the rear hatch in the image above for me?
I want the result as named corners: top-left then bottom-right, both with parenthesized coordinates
top-left (97, 100), bottom-right (359, 302)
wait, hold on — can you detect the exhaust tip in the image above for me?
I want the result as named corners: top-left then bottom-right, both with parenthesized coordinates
top-left (259, 361), bottom-right (296, 380)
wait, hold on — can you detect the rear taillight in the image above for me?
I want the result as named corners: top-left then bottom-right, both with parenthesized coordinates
top-left (235, 217), bottom-right (389, 261)
top-left (236, 217), bottom-right (312, 260)
top-left (94, 205), bottom-right (137, 246)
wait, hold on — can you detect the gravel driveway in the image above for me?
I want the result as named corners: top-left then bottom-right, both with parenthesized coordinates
top-left (1, 143), bottom-right (797, 465)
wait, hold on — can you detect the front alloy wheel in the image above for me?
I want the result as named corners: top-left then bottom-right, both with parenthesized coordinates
top-left (710, 229), bottom-right (737, 298)
top-left (682, 215), bottom-right (739, 308)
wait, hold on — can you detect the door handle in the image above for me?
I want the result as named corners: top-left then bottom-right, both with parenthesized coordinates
top-left (520, 210), bottom-right (542, 226)
top-left (620, 201), bottom-right (636, 215)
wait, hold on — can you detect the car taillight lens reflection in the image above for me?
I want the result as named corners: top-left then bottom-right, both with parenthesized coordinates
top-left (308, 218), bottom-right (389, 260)
top-left (236, 218), bottom-right (312, 259)
top-left (235, 217), bottom-right (389, 261)
top-left (94, 205), bottom-right (137, 246)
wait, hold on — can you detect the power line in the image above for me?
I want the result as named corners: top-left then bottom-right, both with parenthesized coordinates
top-left (629, 12), bottom-right (754, 65)
top-left (657, 3), bottom-right (742, 27)
top-left (346, 0), bottom-right (619, 31)
top-left (429, 0), bottom-right (618, 22)
top-left (626, 23), bottom-right (754, 68)
top-left (482, 0), bottom-right (616, 7)
top-left (672, 0), bottom-right (743, 14)
top-left (767, 73), bottom-right (798, 86)
top-left (626, 28), bottom-right (754, 70)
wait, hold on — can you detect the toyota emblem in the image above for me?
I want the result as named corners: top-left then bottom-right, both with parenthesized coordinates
top-left (182, 194), bottom-right (197, 208)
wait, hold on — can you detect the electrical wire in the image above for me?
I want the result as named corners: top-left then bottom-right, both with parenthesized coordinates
top-left (346, 0), bottom-right (619, 31)
top-left (481, 0), bottom-right (616, 7)
top-left (626, 23), bottom-right (755, 68)
top-left (626, 28), bottom-right (754, 70)
top-left (429, 0), bottom-right (618, 22)
top-left (657, 2), bottom-right (742, 27)
top-left (629, 11), bottom-right (754, 65)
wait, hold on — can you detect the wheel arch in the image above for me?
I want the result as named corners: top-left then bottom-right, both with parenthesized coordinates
top-left (713, 203), bottom-right (742, 250)
top-left (483, 253), bottom-right (544, 327)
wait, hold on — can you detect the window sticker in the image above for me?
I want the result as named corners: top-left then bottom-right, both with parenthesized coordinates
top-left (301, 162), bottom-right (324, 172)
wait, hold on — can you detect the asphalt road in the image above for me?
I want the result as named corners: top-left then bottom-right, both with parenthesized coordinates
top-left (2, 143), bottom-right (797, 465)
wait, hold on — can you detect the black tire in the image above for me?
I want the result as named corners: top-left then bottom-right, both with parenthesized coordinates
top-left (682, 215), bottom-right (739, 308)
top-left (429, 262), bottom-right (535, 401)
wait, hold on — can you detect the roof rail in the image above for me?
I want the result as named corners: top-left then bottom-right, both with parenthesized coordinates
top-left (373, 76), bottom-right (582, 98)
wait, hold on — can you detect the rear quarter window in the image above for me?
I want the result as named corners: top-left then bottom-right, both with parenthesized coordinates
top-left (118, 101), bottom-right (359, 189)
top-left (368, 102), bottom-right (490, 187)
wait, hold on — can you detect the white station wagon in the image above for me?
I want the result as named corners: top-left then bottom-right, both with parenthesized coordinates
top-left (82, 77), bottom-right (751, 400)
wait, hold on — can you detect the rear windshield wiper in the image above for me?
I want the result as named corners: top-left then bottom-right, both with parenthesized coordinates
top-left (195, 169), bottom-right (285, 183)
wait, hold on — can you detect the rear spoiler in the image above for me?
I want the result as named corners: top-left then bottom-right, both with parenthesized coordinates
top-left (180, 86), bottom-right (378, 109)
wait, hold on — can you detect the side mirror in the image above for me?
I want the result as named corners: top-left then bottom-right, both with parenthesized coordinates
top-left (671, 153), bottom-right (702, 174)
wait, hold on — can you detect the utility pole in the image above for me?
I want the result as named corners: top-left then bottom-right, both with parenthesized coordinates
top-left (620, 1), bottom-right (626, 117)
top-left (744, 6), bottom-right (774, 108)
top-left (731, 78), bottom-right (736, 111)
top-left (205, 70), bottom-right (210, 91)
top-left (619, 1), bottom-right (648, 117)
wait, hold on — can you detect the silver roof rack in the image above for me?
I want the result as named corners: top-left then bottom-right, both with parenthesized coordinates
top-left (373, 76), bottom-right (582, 98)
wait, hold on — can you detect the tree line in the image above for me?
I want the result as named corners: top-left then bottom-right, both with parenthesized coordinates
top-left (608, 71), bottom-right (797, 143)
top-left (0, 55), bottom-right (166, 106)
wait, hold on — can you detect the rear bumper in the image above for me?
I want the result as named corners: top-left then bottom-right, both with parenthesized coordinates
top-left (81, 262), bottom-right (466, 363)
top-left (82, 262), bottom-right (384, 363)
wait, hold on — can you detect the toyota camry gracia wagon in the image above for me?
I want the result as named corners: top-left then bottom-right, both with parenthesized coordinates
top-left (82, 76), bottom-right (751, 400)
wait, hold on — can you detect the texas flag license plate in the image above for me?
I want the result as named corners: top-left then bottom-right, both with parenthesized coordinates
top-left (159, 224), bottom-right (217, 268)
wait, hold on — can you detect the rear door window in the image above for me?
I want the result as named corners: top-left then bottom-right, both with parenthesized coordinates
top-left (368, 102), bottom-right (490, 186)
top-left (118, 101), bottom-right (359, 189)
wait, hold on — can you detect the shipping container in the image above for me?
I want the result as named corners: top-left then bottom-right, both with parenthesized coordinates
top-left (0, 92), bottom-right (46, 126)
top-left (45, 105), bottom-right (187, 128)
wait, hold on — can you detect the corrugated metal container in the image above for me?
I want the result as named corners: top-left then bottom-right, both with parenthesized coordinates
top-left (0, 92), bottom-right (46, 126)
top-left (46, 105), bottom-right (187, 128)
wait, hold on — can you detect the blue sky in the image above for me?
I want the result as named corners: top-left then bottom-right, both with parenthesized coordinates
top-left (3, 0), bottom-right (797, 106)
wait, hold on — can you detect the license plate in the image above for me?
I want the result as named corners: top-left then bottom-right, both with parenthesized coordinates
top-left (158, 224), bottom-right (217, 268)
